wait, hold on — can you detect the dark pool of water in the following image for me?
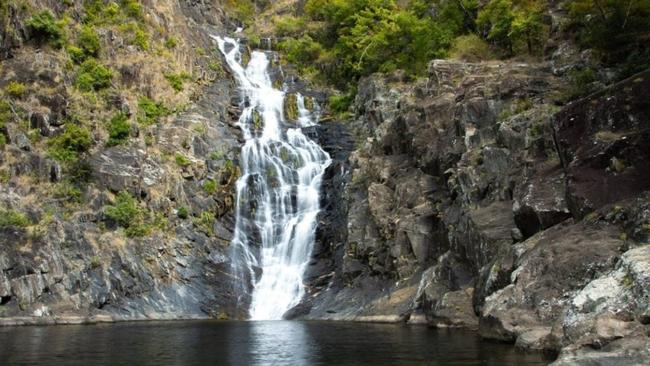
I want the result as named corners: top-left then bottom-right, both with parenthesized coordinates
top-left (0, 320), bottom-right (552, 365)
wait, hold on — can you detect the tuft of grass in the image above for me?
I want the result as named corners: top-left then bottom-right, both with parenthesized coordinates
top-left (193, 211), bottom-right (215, 236)
top-left (177, 206), bottom-right (189, 219)
top-left (0, 208), bottom-right (31, 228)
top-left (164, 36), bottom-right (178, 49)
top-left (104, 191), bottom-right (152, 237)
top-left (203, 179), bottom-right (218, 194)
top-left (164, 72), bottom-right (192, 92)
top-left (5, 81), bottom-right (26, 98)
top-left (175, 153), bottom-right (191, 167)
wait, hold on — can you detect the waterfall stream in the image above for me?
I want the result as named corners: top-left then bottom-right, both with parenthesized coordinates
top-left (215, 36), bottom-right (331, 320)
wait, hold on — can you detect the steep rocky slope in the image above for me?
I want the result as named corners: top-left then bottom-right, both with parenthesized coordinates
top-left (299, 56), bottom-right (650, 363)
top-left (0, 0), bottom-right (249, 324)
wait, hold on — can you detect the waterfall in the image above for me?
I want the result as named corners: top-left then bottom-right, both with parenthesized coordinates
top-left (214, 35), bottom-right (331, 320)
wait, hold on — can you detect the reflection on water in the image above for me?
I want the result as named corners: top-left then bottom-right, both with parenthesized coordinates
top-left (0, 321), bottom-right (552, 366)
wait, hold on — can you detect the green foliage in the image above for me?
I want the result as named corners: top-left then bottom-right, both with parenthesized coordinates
top-left (177, 206), bottom-right (189, 219)
top-left (0, 208), bottom-right (30, 228)
top-left (83, 0), bottom-right (144, 25)
top-left (225, 0), bottom-right (256, 24)
top-left (53, 181), bottom-right (83, 205)
top-left (273, 15), bottom-right (307, 37)
top-left (164, 72), bottom-right (192, 92)
top-left (569, 0), bottom-right (650, 78)
top-left (476, 0), bottom-right (548, 55)
top-left (0, 134), bottom-right (6, 149)
top-left (0, 100), bottom-right (11, 129)
top-left (279, 35), bottom-right (323, 67)
top-left (26, 10), bottom-right (65, 48)
top-left (47, 123), bottom-right (93, 163)
top-left (119, 22), bottom-right (149, 51)
top-left (203, 179), bottom-right (218, 195)
top-left (5, 81), bottom-right (26, 98)
top-left (175, 153), bottom-right (191, 167)
top-left (562, 67), bottom-right (599, 102)
top-left (70, 25), bottom-right (101, 63)
top-left (104, 191), bottom-right (150, 237)
top-left (450, 34), bottom-right (492, 61)
top-left (329, 92), bottom-right (355, 115)
top-left (107, 113), bottom-right (131, 146)
top-left (75, 59), bottom-right (113, 91)
top-left (137, 97), bottom-right (169, 125)
top-left (164, 36), bottom-right (178, 49)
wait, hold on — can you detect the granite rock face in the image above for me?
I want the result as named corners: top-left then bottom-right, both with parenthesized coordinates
top-left (301, 63), bottom-right (650, 362)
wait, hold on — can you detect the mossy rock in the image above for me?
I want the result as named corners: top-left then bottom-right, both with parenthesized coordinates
top-left (284, 93), bottom-right (298, 122)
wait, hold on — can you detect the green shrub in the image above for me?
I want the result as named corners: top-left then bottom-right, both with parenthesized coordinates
top-left (203, 179), bottom-right (218, 194)
top-left (225, 0), bottom-right (255, 24)
top-left (137, 97), bottom-right (169, 125)
top-left (279, 35), bottom-right (323, 67)
top-left (68, 25), bottom-right (101, 63)
top-left (164, 36), bottom-right (178, 49)
top-left (26, 10), bottom-right (64, 48)
top-left (48, 123), bottom-right (93, 163)
top-left (450, 34), bottom-right (493, 61)
top-left (175, 153), bottom-right (191, 167)
top-left (0, 134), bottom-right (6, 149)
top-left (0, 100), bottom-right (11, 129)
top-left (75, 58), bottom-right (113, 91)
top-left (107, 113), bottom-right (131, 146)
top-left (104, 191), bottom-right (150, 237)
top-left (164, 72), bottom-right (192, 92)
top-left (177, 206), bottom-right (189, 219)
top-left (5, 81), bottom-right (26, 98)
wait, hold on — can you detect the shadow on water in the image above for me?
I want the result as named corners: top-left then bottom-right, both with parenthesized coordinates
top-left (0, 321), bottom-right (552, 366)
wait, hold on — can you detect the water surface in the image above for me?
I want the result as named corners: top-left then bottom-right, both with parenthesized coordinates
top-left (0, 321), bottom-right (551, 365)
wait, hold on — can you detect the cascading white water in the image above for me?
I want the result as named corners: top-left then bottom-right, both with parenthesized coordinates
top-left (214, 35), bottom-right (331, 320)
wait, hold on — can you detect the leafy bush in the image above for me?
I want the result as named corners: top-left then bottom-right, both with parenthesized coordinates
top-left (137, 97), bottom-right (169, 125)
top-left (164, 72), bottom-right (192, 92)
top-left (78, 25), bottom-right (101, 57)
top-left (26, 10), bottom-right (64, 48)
top-left (119, 22), bottom-right (149, 51)
top-left (279, 36), bottom-right (323, 67)
top-left (450, 34), bottom-right (492, 62)
top-left (0, 134), bottom-right (6, 149)
top-left (5, 81), bottom-right (26, 98)
top-left (104, 191), bottom-right (151, 237)
top-left (107, 113), bottom-right (131, 146)
top-left (48, 123), bottom-right (93, 163)
top-left (75, 59), bottom-right (113, 91)
top-left (0, 208), bottom-right (30, 228)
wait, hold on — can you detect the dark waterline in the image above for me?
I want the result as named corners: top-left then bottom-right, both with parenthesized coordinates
top-left (0, 320), bottom-right (551, 366)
